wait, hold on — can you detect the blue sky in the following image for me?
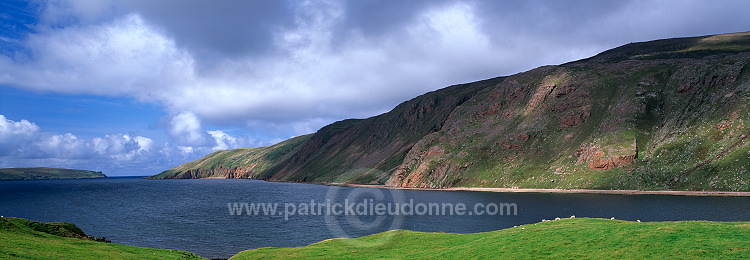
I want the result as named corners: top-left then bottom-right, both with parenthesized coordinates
top-left (2, 0), bottom-right (750, 176)
top-left (1, 86), bottom-right (162, 138)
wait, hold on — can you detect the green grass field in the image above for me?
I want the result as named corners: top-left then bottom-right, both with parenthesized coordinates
top-left (0, 217), bottom-right (204, 259)
top-left (4, 216), bottom-right (750, 259)
top-left (233, 218), bottom-right (750, 259)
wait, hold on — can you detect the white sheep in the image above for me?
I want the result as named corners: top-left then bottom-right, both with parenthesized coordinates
top-left (554, 217), bottom-right (561, 221)
top-left (570, 215), bottom-right (576, 218)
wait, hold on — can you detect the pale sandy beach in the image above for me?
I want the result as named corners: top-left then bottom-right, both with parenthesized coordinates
top-left (325, 183), bottom-right (750, 196)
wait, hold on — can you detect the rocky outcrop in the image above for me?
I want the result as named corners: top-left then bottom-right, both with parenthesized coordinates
top-left (154, 166), bottom-right (262, 179)
top-left (575, 142), bottom-right (637, 170)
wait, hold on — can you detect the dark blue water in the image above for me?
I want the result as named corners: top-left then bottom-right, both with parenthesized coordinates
top-left (2, 177), bottom-right (750, 258)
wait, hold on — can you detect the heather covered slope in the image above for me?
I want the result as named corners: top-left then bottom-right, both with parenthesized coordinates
top-left (0, 167), bottom-right (106, 181)
top-left (153, 32), bottom-right (750, 191)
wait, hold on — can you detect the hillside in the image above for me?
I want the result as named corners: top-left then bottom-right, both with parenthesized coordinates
top-left (233, 218), bottom-right (750, 259)
top-left (149, 135), bottom-right (311, 179)
top-left (153, 32), bottom-right (750, 191)
top-left (0, 217), bottom-right (203, 259)
top-left (0, 167), bottom-right (106, 181)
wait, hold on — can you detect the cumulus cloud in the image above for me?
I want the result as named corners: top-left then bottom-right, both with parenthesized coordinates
top-left (0, 114), bottom-right (39, 137)
top-left (0, 114), bottom-right (41, 155)
top-left (0, 114), bottom-right (262, 175)
top-left (0, 13), bottom-right (193, 98)
top-left (208, 130), bottom-right (237, 150)
top-left (168, 112), bottom-right (208, 147)
top-left (34, 133), bottom-right (90, 159)
top-left (92, 134), bottom-right (154, 161)
top-left (0, 115), bottom-right (149, 161)
top-left (3, 0), bottom-right (750, 137)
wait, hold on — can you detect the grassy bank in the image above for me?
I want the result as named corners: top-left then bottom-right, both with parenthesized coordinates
top-left (5, 216), bottom-right (750, 259)
top-left (0, 217), bottom-right (204, 259)
top-left (234, 218), bottom-right (750, 259)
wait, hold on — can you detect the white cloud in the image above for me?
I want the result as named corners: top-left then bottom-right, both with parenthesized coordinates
top-left (208, 130), bottom-right (235, 150)
top-left (168, 112), bottom-right (208, 146)
top-left (208, 130), bottom-right (262, 150)
top-left (35, 133), bottom-right (90, 159)
top-left (134, 136), bottom-right (153, 151)
top-left (1, 0), bottom-right (563, 137)
top-left (0, 114), bottom-right (40, 137)
top-left (176, 146), bottom-right (194, 155)
top-left (92, 134), bottom-right (154, 161)
top-left (0, 13), bottom-right (193, 98)
top-left (0, 114), bottom-right (42, 156)
top-left (4, 0), bottom-right (749, 140)
top-left (0, 114), bottom-right (198, 174)
top-left (0, 113), bottom-right (271, 175)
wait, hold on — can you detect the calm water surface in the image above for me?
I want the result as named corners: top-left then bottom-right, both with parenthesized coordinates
top-left (2, 177), bottom-right (750, 258)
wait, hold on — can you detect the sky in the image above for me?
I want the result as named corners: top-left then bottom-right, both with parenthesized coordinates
top-left (1, 0), bottom-right (749, 176)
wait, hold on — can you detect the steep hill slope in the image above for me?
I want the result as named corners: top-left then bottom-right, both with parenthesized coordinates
top-left (153, 32), bottom-right (750, 191)
top-left (388, 32), bottom-right (750, 191)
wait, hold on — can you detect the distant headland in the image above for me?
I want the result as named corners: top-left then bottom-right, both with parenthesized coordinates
top-left (0, 167), bottom-right (106, 181)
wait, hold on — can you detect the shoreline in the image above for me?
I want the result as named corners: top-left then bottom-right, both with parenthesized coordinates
top-left (325, 182), bottom-right (750, 196)
top-left (147, 177), bottom-right (750, 196)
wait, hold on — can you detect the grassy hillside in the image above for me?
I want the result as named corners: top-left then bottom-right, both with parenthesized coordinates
top-left (0, 167), bottom-right (106, 181)
top-left (233, 218), bottom-right (750, 259)
top-left (0, 217), bottom-right (204, 259)
top-left (153, 31), bottom-right (750, 191)
top-left (258, 78), bottom-right (497, 184)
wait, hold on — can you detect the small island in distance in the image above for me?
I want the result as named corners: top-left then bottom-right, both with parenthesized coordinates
top-left (0, 167), bottom-right (106, 181)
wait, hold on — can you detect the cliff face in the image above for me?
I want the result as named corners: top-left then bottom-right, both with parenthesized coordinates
top-left (153, 32), bottom-right (750, 191)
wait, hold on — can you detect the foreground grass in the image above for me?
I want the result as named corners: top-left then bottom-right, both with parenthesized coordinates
top-left (5, 216), bottom-right (750, 259)
top-left (234, 218), bottom-right (750, 259)
top-left (0, 217), bottom-right (204, 259)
